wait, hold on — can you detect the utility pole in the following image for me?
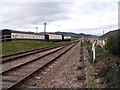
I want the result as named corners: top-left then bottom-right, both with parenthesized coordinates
top-left (110, 26), bottom-right (112, 29)
top-left (44, 22), bottom-right (46, 35)
top-left (36, 27), bottom-right (38, 33)
top-left (103, 30), bottom-right (104, 35)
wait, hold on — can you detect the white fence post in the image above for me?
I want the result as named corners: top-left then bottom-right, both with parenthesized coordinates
top-left (92, 40), bottom-right (96, 63)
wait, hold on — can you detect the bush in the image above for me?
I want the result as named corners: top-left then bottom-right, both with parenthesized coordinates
top-left (106, 32), bottom-right (120, 56)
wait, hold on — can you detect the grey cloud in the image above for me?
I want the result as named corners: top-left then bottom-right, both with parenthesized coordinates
top-left (79, 2), bottom-right (117, 15)
top-left (72, 24), bottom-right (118, 30)
top-left (68, 24), bottom-right (118, 34)
top-left (1, 2), bottom-right (71, 29)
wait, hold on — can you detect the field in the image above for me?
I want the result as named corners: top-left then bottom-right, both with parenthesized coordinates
top-left (1, 40), bottom-right (76, 56)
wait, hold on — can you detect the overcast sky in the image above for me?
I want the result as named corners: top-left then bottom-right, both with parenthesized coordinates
top-left (0, 0), bottom-right (119, 35)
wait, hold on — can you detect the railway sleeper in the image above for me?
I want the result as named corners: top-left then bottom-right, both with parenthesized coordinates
top-left (76, 66), bottom-right (85, 70)
top-left (2, 76), bottom-right (19, 82)
top-left (76, 75), bottom-right (86, 81)
top-left (79, 58), bottom-right (84, 62)
top-left (2, 81), bottom-right (14, 90)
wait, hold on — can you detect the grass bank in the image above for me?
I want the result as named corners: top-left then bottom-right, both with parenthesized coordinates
top-left (1, 40), bottom-right (75, 56)
top-left (84, 41), bottom-right (120, 88)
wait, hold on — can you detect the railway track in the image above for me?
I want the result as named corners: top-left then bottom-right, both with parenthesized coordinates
top-left (21, 41), bottom-right (82, 88)
top-left (2, 41), bottom-right (79, 90)
top-left (2, 45), bottom-right (66, 73)
top-left (2, 44), bottom-right (70, 63)
top-left (2, 41), bottom-right (79, 72)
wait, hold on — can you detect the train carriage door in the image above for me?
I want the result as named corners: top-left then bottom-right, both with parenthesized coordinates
top-left (62, 35), bottom-right (64, 41)
top-left (45, 34), bottom-right (49, 41)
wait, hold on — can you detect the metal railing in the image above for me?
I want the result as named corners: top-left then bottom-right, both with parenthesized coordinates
top-left (0, 35), bottom-right (12, 42)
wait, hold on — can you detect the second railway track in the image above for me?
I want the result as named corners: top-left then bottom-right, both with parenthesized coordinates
top-left (2, 41), bottom-right (79, 90)
top-left (2, 45), bottom-right (66, 73)
top-left (2, 44), bottom-right (69, 63)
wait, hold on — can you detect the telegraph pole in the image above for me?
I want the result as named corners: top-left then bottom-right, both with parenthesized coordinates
top-left (36, 27), bottom-right (38, 33)
top-left (103, 30), bottom-right (104, 35)
top-left (44, 22), bottom-right (46, 35)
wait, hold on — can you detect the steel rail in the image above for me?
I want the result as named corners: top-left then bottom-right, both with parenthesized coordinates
top-left (2, 40), bottom-right (79, 60)
top-left (2, 44), bottom-right (68, 63)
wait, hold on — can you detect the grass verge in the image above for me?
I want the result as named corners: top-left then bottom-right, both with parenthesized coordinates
top-left (84, 41), bottom-right (120, 88)
top-left (1, 40), bottom-right (74, 56)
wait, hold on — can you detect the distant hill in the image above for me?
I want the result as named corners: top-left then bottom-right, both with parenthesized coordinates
top-left (54, 32), bottom-right (97, 38)
top-left (1, 29), bottom-right (97, 38)
top-left (99, 29), bottom-right (120, 39)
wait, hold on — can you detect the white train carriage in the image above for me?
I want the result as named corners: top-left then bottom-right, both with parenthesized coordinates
top-left (2, 29), bottom-right (71, 42)
top-left (63, 36), bottom-right (71, 41)
top-left (2, 29), bottom-right (44, 41)
top-left (11, 32), bottom-right (44, 40)
top-left (45, 34), bottom-right (62, 41)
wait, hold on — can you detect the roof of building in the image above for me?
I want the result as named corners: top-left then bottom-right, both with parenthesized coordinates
top-left (1, 29), bottom-right (42, 35)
